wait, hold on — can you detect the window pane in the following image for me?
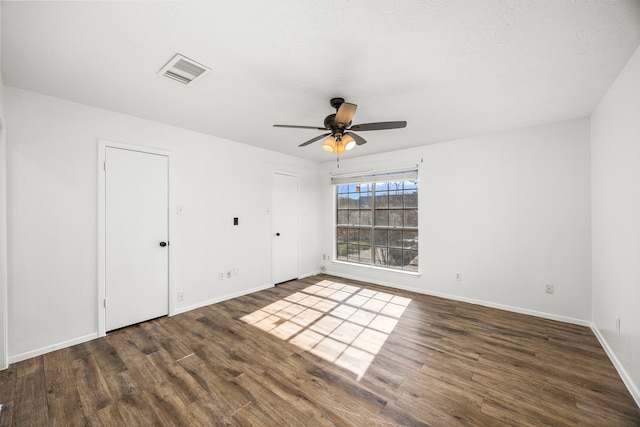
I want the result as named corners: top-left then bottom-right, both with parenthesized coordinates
top-left (359, 183), bottom-right (372, 193)
top-left (389, 190), bottom-right (403, 208)
top-left (403, 250), bottom-right (418, 270)
top-left (359, 192), bottom-right (372, 209)
top-left (374, 229), bottom-right (387, 246)
top-left (404, 180), bottom-right (417, 190)
top-left (337, 243), bottom-right (348, 260)
top-left (360, 210), bottom-right (372, 226)
top-left (337, 184), bottom-right (350, 194)
top-left (389, 210), bottom-right (403, 227)
top-left (389, 229), bottom-right (403, 248)
top-left (404, 189), bottom-right (418, 208)
top-left (337, 227), bottom-right (348, 243)
top-left (403, 230), bottom-right (418, 249)
top-left (338, 194), bottom-right (350, 209)
top-left (389, 181), bottom-right (403, 192)
top-left (404, 209), bottom-right (418, 228)
top-left (348, 184), bottom-right (359, 192)
top-left (388, 248), bottom-right (404, 267)
top-left (349, 210), bottom-right (360, 225)
top-left (374, 247), bottom-right (388, 266)
top-left (337, 210), bottom-right (349, 225)
top-left (348, 228), bottom-right (359, 243)
top-left (375, 182), bottom-right (388, 191)
top-left (359, 245), bottom-right (372, 263)
top-left (359, 230), bottom-right (371, 246)
top-left (375, 192), bottom-right (388, 209)
top-left (348, 244), bottom-right (360, 262)
top-left (375, 210), bottom-right (388, 226)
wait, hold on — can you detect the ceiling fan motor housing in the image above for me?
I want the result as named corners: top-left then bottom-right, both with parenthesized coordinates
top-left (324, 114), bottom-right (337, 130)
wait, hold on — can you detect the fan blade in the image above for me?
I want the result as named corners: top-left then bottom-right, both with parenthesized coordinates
top-left (274, 124), bottom-right (327, 130)
top-left (298, 133), bottom-right (331, 147)
top-left (349, 121), bottom-right (407, 131)
top-left (335, 102), bottom-right (357, 127)
top-left (345, 132), bottom-right (367, 146)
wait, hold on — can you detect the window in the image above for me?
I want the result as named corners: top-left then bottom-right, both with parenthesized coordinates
top-left (334, 170), bottom-right (418, 272)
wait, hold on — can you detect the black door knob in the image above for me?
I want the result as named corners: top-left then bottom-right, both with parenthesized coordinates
top-left (275, 232), bottom-right (280, 237)
top-left (159, 241), bottom-right (167, 247)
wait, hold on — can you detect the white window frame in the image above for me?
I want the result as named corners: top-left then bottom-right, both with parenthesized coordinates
top-left (332, 169), bottom-right (419, 273)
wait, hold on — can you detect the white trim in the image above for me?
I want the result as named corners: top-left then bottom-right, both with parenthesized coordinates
top-left (8, 333), bottom-right (98, 364)
top-left (329, 164), bottom-right (420, 178)
top-left (325, 271), bottom-right (591, 327)
top-left (299, 270), bottom-right (323, 280)
top-left (330, 168), bottom-right (418, 185)
top-left (173, 283), bottom-right (273, 315)
top-left (332, 259), bottom-right (421, 277)
top-left (97, 139), bottom-right (173, 337)
top-left (591, 323), bottom-right (640, 408)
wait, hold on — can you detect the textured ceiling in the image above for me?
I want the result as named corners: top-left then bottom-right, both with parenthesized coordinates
top-left (2, 1), bottom-right (640, 162)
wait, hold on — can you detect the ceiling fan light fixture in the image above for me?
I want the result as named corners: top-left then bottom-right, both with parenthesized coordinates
top-left (343, 135), bottom-right (356, 151)
top-left (322, 137), bottom-right (336, 152)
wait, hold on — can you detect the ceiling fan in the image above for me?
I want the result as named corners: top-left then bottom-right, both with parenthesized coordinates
top-left (273, 97), bottom-right (407, 154)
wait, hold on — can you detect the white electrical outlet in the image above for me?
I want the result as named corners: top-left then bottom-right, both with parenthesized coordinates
top-left (177, 291), bottom-right (185, 302)
top-left (545, 284), bottom-right (554, 294)
top-left (455, 272), bottom-right (462, 281)
top-left (219, 272), bottom-right (225, 280)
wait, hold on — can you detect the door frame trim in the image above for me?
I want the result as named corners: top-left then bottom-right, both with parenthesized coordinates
top-left (271, 171), bottom-right (301, 285)
top-left (97, 139), bottom-right (173, 337)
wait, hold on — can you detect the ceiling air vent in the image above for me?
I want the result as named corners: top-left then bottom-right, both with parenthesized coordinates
top-left (158, 54), bottom-right (211, 85)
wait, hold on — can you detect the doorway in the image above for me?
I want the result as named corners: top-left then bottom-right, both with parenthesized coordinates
top-left (98, 141), bottom-right (171, 335)
top-left (272, 173), bottom-right (300, 284)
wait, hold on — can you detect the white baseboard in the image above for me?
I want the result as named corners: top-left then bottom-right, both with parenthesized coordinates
top-left (8, 284), bottom-right (275, 365)
top-left (591, 323), bottom-right (640, 408)
top-left (9, 332), bottom-right (98, 364)
top-left (325, 270), bottom-right (590, 326)
top-left (173, 283), bottom-right (273, 315)
top-left (419, 288), bottom-right (590, 326)
top-left (299, 270), bottom-right (323, 280)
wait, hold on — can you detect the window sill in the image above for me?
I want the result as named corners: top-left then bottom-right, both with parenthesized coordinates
top-left (332, 259), bottom-right (421, 277)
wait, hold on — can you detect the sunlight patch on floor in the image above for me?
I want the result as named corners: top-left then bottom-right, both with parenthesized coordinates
top-left (241, 279), bottom-right (411, 380)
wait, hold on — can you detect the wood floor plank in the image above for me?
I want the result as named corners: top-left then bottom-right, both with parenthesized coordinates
top-left (12, 372), bottom-right (49, 426)
top-left (72, 354), bottom-right (114, 415)
top-left (2, 274), bottom-right (639, 426)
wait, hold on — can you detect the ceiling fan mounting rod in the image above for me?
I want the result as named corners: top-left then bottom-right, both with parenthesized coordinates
top-left (329, 97), bottom-right (345, 110)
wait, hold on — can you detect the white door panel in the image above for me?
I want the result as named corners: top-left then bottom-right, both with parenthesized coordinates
top-left (272, 173), bottom-right (299, 284)
top-left (105, 147), bottom-right (169, 331)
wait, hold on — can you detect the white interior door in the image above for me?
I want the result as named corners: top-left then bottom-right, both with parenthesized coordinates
top-left (105, 147), bottom-right (169, 331)
top-left (272, 173), bottom-right (299, 284)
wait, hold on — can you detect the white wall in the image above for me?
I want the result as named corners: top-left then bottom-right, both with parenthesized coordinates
top-left (321, 119), bottom-right (592, 324)
top-left (591, 44), bottom-right (640, 405)
top-left (0, 1), bottom-right (8, 369)
top-left (5, 86), bottom-right (322, 361)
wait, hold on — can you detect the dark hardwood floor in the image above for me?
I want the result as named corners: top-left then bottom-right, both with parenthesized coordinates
top-left (1, 274), bottom-right (638, 426)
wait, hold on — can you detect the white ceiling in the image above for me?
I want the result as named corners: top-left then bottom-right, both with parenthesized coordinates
top-left (2, 1), bottom-right (640, 162)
